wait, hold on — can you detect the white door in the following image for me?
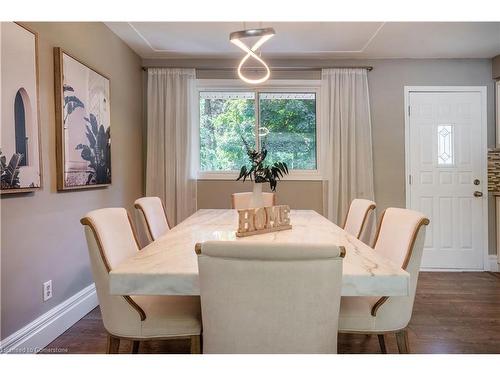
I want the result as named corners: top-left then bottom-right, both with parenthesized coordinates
top-left (407, 88), bottom-right (487, 270)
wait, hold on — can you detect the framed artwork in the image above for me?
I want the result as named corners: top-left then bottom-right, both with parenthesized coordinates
top-left (54, 47), bottom-right (111, 190)
top-left (0, 22), bottom-right (42, 194)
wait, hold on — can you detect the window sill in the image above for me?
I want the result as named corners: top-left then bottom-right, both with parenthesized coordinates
top-left (197, 172), bottom-right (324, 181)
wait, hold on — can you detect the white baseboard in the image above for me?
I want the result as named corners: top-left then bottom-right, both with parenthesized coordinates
top-left (420, 255), bottom-right (499, 272)
top-left (489, 255), bottom-right (500, 272)
top-left (421, 268), bottom-right (485, 272)
top-left (0, 283), bottom-right (98, 354)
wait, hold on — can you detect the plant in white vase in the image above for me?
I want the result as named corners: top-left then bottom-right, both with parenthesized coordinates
top-left (236, 134), bottom-right (289, 207)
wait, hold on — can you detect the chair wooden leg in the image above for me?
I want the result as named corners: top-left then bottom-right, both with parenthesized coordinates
top-left (190, 335), bottom-right (201, 354)
top-left (131, 340), bottom-right (140, 354)
top-left (395, 329), bottom-right (410, 354)
top-left (377, 334), bottom-right (387, 354)
top-left (107, 335), bottom-right (120, 354)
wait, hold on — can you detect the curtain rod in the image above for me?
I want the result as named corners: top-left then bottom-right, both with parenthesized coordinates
top-left (141, 66), bottom-right (373, 72)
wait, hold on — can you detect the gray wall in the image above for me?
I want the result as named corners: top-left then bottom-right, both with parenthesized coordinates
top-left (493, 55), bottom-right (500, 79)
top-left (197, 180), bottom-right (325, 215)
top-left (1, 22), bottom-right (143, 339)
top-left (189, 58), bottom-right (497, 254)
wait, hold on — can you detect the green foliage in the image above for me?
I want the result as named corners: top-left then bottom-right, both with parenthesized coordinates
top-left (236, 136), bottom-right (289, 192)
top-left (76, 114), bottom-right (111, 185)
top-left (260, 97), bottom-right (316, 169)
top-left (0, 150), bottom-right (22, 189)
top-left (199, 95), bottom-right (316, 172)
top-left (200, 97), bottom-right (255, 171)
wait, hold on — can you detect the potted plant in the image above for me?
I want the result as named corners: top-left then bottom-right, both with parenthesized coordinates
top-left (236, 134), bottom-right (289, 207)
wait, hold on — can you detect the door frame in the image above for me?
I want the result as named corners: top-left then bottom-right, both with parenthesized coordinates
top-left (404, 86), bottom-right (488, 271)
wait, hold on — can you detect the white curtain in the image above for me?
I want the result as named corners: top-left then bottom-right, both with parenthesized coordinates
top-left (321, 68), bottom-right (375, 226)
top-left (146, 68), bottom-right (197, 225)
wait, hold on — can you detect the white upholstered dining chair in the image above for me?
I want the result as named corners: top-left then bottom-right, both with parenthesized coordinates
top-left (231, 192), bottom-right (276, 209)
top-left (338, 207), bottom-right (429, 354)
top-left (134, 197), bottom-right (171, 243)
top-left (81, 208), bottom-right (201, 354)
top-left (343, 199), bottom-right (376, 240)
top-left (196, 241), bottom-right (345, 353)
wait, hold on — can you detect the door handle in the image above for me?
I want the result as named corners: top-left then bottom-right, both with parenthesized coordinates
top-left (473, 191), bottom-right (483, 197)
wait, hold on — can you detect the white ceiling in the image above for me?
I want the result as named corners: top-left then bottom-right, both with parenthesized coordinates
top-left (105, 22), bottom-right (500, 59)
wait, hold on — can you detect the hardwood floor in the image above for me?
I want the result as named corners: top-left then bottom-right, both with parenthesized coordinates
top-left (42, 272), bottom-right (500, 354)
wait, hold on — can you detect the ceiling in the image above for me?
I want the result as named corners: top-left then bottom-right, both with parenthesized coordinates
top-left (105, 22), bottom-right (500, 59)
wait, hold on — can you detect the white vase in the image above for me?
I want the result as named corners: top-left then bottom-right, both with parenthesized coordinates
top-left (249, 182), bottom-right (264, 208)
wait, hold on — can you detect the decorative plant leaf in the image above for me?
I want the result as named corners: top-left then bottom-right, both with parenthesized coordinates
top-left (75, 113), bottom-right (111, 185)
top-left (85, 126), bottom-right (96, 149)
top-left (63, 91), bottom-right (85, 124)
top-left (79, 145), bottom-right (92, 161)
top-left (64, 96), bottom-right (85, 116)
top-left (271, 165), bottom-right (282, 179)
top-left (97, 125), bottom-right (107, 150)
top-left (85, 114), bottom-right (99, 136)
top-left (237, 166), bottom-right (247, 181)
top-left (86, 173), bottom-right (94, 185)
top-left (247, 165), bottom-right (255, 182)
top-left (64, 95), bottom-right (78, 105)
top-left (236, 134), bottom-right (289, 191)
top-left (1, 153), bottom-right (22, 188)
top-left (282, 162), bottom-right (289, 174)
top-left (7, 154), bottom-right (22, 185)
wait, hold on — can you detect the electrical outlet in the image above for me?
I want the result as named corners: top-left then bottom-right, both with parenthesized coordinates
top-left (43, 280), bottom-right (52, 302)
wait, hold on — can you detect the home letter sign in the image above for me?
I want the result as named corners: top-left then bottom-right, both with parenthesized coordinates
top-left (236, 205), bottom-right (292, 237)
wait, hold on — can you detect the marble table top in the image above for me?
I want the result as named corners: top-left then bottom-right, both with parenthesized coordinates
top-left (110, 209), bottom-right (409, 297)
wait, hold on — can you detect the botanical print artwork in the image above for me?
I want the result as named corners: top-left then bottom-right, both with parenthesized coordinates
top-left (55, 49), bottom-right (111, 190)
top-left (0, 22), bottom-right (42, 194)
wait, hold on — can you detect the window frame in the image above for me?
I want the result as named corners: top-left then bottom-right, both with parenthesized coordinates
top-left (195, 79), bottom-right (323, 181)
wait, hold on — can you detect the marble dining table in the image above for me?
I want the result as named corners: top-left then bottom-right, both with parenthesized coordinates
top-left (109, 209), bottom-right (410, 297)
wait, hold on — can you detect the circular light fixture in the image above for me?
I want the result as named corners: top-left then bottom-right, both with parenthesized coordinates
top-left (229, 27), bottom-right (275, 84)
top-left (258, 126), bottom-right (270, 137)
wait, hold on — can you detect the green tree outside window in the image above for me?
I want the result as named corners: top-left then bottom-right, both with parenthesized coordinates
top-left (199, 91), bottom-right (317, 172)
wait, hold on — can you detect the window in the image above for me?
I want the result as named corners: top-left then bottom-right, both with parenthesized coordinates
top-left (199, 92), bottom-right (255, 171)
top-left (198, 84), bottom-right (319, 178)
top-left (437, 125), bottom-right (454, 166)
top-left (259, 93), bottom-right (316, 170)
top-left (14, 89), bottom-right (28, 166)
